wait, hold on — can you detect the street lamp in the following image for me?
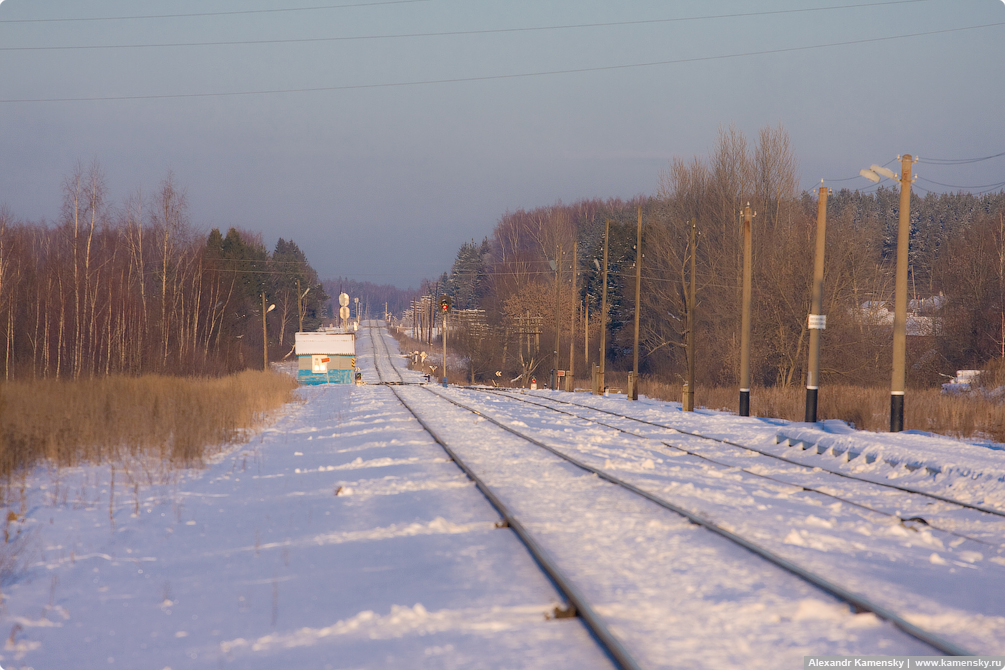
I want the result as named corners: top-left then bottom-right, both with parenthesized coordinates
top-left (861, 155), bottom-right (917, 431)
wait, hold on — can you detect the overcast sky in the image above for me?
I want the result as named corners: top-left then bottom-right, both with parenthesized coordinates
top-left (1, 0), bottom-right (1003, 288)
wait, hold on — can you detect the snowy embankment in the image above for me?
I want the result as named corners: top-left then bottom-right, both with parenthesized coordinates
top-left (1, 325), bottom-right (1004, 669)
top-left (0, 348), bottom-right (607, 668)
top-left (441, 384), bottom-right (1005, 656)
top-left (578, 391), bottom-right (1005, 514)
top-left (775, 420), bottom-right (1005, 510)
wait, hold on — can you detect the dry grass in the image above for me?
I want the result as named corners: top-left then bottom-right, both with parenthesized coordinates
top-left (637, 377), bottom-right (1005, 442)
top-left (0, 370), bottom-right (299, 477)
top-left (387, 329), bottom-right (1005, 442)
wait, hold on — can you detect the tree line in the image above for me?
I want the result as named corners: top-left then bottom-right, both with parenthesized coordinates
top-left (322, 277), bottom-right (420, 323)
top-left (432, 124), bottom-right (1005, 389)
top-left (0, 162), bottom-right (328, 380)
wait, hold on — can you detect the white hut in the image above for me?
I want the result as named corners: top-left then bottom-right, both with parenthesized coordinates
top-left (294, 331), bottom-right (356, 385)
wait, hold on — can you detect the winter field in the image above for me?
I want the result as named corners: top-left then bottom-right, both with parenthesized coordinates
top-left (1, 324), bottom-right (1005, 669)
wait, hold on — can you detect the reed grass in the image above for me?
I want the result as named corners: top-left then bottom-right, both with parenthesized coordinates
top-left (389, 330), bottom-right (1005, 442)
top-left (0, 370), bottom-right (299, 477)
top-left (635, 376), bottom-right (1005, 442)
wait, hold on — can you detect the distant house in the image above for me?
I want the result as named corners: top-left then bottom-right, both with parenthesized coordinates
top-left (294, 330), bottom-right (356, 385)
top-left (909, 295), bottom-right (946, 314)
top-left (942, 369), bottom-right (982, 394)
top-left (851, 297), bottom-right (942, 336)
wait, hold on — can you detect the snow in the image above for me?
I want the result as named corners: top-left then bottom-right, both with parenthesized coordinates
top-left (1, 324), bottom-right (1004, 668)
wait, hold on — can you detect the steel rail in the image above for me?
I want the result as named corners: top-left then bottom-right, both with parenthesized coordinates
top-left (474, 388), bottom-right (1005, 520)
top-left (419, 384), bottom-right (976, 657)
top-left (469, 389), bottom-right (994, 546)
top-left (367, 320), bottom-right (405, 384)
top-left (365, 324), bottom-right (644, 670)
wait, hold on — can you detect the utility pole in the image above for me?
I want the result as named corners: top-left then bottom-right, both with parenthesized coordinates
top-left (890, 155), bottom-right (916, 432)
top-left (683, 218), bottom-right (697, 411)
top-left (261, 293), bottom-right (275, 370)
top-left (739, 204), bottom-right (753, 417)
top-left (594, 219), bottom-right (610, 395)
top-left (805, 181), bottom-right (830, 423)
top-left (428, 282), bottom-right (437, 346)
top-left (567, 239), bottom-right (577, 391)
top-left (1000, 211), bottom-right (1004, 360)
top-left (629, 206), bottom-right (642, 400)
top-left (297, 281), bottom-right (310, 333)
top-left (442, 303), bottom-right (448, 387)
top-left (552, 244), bottom-right (562, 390)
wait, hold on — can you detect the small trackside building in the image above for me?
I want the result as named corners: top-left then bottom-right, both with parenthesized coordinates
top-left (294, 331), bottom-right (356, 385)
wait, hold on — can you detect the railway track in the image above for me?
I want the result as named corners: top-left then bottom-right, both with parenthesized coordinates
top-left (366, 324), bottom-right (642, 670)
top-left (363, 323), bottom-right (979, 662)
top-left (475, 388), bottom-right (1005, 520)
top-left (465, 388), bottom-right (1005, 547)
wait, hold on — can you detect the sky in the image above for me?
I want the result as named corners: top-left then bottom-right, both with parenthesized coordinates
top-left (1, 0), bottom-right (1003, 289)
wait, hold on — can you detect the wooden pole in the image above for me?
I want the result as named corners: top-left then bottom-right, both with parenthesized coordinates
top-left (567, 239), bottom-right (577, 391)
top-left (595, 219), bottom-right (610, 395)
top-left (297, 279), bottom-right (303, 332)
top-left (683, 218), bottom-right (696, 411)
top-left (805, 181), bottom-right (830, 422)
top-left (442, 306), bottom-right (448, 387)
top-left (739, 204), bottom-right (753, 417)
top-left (261, 292), bottom-right (268, 370)
top-left (553, 243), bottom-right (562, 390)
top-left (890, 155), bottom-right (915, 432)
top-left (630, 206), bottom-right (642, 400)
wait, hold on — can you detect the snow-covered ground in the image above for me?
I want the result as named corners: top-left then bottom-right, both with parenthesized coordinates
top-left (1, 324), bottom-right (1004, 669)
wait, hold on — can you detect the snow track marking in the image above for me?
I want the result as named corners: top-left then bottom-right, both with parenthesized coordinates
top-left (221, 603), bottom-right (571, 653)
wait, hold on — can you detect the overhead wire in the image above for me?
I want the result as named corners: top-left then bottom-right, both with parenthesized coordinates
top-left (917, 176), bottom-right (1005, 190)
top-left (0, 0), bottom-right (936, 51)
top-left (0, 0), bottom-right (431, 24)
top-left (918, 150), bottom-right (1005, 165)
top-left (823, 157), bottom-right (897, 185)
top-left (2, 20), bottom-right (1002, 103)
top-left (821, 155), bottom-right (1005, 194)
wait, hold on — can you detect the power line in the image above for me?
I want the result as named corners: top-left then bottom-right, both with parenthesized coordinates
top-left (823, 157), bottom-right (897, 183)
top-left (917, 176), bottom-right (1005, 190)
top-left (918, 150), bottom-right (1005, 165)
top-left (3, 20), bottom-right (1001, 104)
top-left (0, 0), bottom-right (933, 51)
top-left (0, 0), bottom-right (430, 24)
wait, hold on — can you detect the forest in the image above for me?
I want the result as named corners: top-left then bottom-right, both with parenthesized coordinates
top-left (423, 125), bottom-right (1005, 391)
top-left (0, 162), bottom-right (328, 379)
top-left (323, 277), bottom-right (419, 322)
